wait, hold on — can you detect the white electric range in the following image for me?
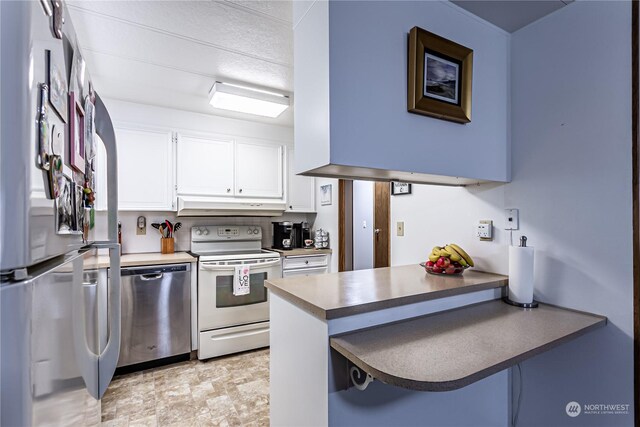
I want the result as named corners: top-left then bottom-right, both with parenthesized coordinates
top-left (191, 225), bottom-right (281, 359)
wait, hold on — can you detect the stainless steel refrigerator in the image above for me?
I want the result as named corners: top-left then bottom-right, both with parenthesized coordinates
top-left (1, 1), bottom-right (121, 425)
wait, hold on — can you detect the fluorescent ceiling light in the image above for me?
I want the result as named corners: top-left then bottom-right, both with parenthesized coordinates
top-left (208, 82), bottom-right (290, 118)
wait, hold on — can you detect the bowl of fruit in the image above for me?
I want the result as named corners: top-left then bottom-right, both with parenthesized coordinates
top-left (421, 244), bottom-right (474, 276)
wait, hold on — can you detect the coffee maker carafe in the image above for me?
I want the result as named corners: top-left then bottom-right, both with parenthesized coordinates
top-left (272, 222), bottom-right (293, 250)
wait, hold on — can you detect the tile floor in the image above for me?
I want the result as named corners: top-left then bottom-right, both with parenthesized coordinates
top-left (101, 348), bottom-right (270, 427)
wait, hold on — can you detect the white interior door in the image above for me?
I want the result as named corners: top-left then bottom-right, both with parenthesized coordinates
top-left (235, 142), bottom-right (283, 198)
top-left (177, 133), bottom-right (234, 197)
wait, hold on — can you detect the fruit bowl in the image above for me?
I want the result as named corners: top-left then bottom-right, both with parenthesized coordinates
top-left (422, 244), bottom-right (474, 276)
top-left (420, 261), bottom-right (467, 276)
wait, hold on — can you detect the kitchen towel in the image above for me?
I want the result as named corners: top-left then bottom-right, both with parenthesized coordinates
top-left (508, 245), bottom-right (535, 304)
top-left (233, 264), bottom-right (251, 296)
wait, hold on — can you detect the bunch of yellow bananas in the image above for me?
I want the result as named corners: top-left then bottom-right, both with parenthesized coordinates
top-left (427, 244), bottom-right (474, 267)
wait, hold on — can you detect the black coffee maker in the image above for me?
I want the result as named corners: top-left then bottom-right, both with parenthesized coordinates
top-left (272, 222), bottom-right (293, 250)
top-left (292, 222), bottom-right (311, 248)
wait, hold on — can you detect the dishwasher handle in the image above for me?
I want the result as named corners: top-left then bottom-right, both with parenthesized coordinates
top-left (140, 273), bottom-right (163, 281)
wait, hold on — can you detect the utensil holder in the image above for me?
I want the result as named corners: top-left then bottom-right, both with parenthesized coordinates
top-left (160, 237), bottom-right (174, 254)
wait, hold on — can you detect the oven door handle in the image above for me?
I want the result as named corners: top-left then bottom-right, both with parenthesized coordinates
top-left (199, 259), bottom-right (281, 271)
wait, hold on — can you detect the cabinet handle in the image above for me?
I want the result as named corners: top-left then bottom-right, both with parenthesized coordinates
top-left (239, 189), bottom-right (243, 193)
top-left (227, 188), bottom-right (231, 193)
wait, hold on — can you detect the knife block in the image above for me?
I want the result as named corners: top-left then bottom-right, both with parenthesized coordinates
top-left (160, 237), bottom-right (174, 254)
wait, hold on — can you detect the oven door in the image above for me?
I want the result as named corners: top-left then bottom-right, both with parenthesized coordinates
top-left (198, 258), bottom-right (281, 331)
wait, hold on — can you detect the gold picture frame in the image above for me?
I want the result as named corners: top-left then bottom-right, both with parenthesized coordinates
top-left (407, 26), bottom-right (473, 124)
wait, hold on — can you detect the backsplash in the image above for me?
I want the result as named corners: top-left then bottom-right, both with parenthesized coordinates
top-left (94, 211), bottom-right (314, 254)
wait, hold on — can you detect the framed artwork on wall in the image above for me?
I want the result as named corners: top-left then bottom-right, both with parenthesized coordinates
top-left (69, 92), bottom-right (85, 173)
top-left (407, 26), bottom-right (473, 124)
top-left (391, 182), bottom-right (412, 195)
top-left (320, 184), bottom-right (333, 206)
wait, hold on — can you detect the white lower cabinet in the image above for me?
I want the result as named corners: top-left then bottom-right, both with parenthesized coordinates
top-left (286, 148), bottom-right (315, 212)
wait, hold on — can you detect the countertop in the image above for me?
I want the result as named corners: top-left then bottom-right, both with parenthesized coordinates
top-left (330, 300), bottom-right (606, 391)
top-left (94, 252), bottom-right (197, 269)
top-left (265, 264), bottom-right (508, 320)
top-left (268, 248), bottom-right (332, 257)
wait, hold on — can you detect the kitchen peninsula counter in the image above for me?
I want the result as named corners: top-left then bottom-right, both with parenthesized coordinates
top-left (265, 264), bottom-right (508, 319)
top-left (268, 264), bottom-right (607, 427)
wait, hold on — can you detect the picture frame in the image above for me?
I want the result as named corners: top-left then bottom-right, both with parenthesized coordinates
top-left (391, 182), bottom-right (412, 196)
top-left (407, 26), bottom-right (473, 124)
top-left (55, 176), bottom-right (74, 234)
top-left (84, 95), bottom-right (96, 161)
top-left (46, 49), bottom-right (68, 122)
top-left (69, 92), bottom-right (85, 173)
top-left (320, 184), bottom-right (333, 206)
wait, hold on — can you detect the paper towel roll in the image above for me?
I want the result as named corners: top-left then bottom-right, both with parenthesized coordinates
top-left (508, 245), bottom-right (535, 304)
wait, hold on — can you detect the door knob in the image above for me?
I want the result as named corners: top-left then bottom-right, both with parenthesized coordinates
top-left (374, 229), bottom-right (381, 234)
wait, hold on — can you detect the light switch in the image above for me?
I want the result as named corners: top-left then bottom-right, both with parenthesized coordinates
top-left (396, 221), bottom-right (405, 237)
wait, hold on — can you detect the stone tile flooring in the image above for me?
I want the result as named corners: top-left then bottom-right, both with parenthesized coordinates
top-left (101, 348), bottom-right (270, 427)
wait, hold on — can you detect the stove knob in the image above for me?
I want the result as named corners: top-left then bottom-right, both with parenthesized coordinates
top-left (195, 229), bottom-right (202, 236)
top-left (203, 229), bottom-right (209, 235)
top-left (247, 229), bottom-right (252, 235)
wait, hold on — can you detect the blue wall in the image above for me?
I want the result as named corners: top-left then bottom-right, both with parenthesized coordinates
top-left (328, 1), bottom-right (510, 182)
top-left (508, 1), bottom-right (634, 425)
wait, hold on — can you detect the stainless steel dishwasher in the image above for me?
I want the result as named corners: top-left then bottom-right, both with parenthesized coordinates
top-left (115, 263), bottom-right (191, 367)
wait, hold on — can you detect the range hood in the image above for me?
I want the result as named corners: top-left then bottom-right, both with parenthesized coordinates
top-left (177, 196), bottom-right (286, 217)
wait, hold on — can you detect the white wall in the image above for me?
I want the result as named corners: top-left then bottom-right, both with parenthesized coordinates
top-left (94, 211), bottom-right (310, 254)
top-left (312, 177), bottom-right (339, 272)
top-left (352, 181), bottom-right (374, 270)
top-left (507, 2), bottom-right (634, 425)
top-left (326, 1), bottom-right (510, 182)
top-left (391, 183), bottom-right (508, 275)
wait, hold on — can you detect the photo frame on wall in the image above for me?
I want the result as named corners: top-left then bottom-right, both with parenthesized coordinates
top-left (407, 26), bottom-right (473, 124)
top-left (69, 92), bottom-right (85, 173)
top-left (391, 182), bottom-right (412, 195)
top-left (320, 184), bottom-right (333, 206)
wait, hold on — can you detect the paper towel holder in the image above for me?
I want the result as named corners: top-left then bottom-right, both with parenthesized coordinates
top-left (503, 296), bottom-right (538, 309)
top-left (503, 235), bottom-right (539, 308)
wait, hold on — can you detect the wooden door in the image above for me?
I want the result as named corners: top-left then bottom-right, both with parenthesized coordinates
top-left (373, 182), bottom-right (390, 268)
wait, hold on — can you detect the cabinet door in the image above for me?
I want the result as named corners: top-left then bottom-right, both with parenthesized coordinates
top-left (286, 148), bottom-right (316, 212)
top-left (235, 142), bottom-right (283, 198)
top-left (115, 126), bottom-right (175, 211)
top-left (177, 133), bottom-right (234, 197)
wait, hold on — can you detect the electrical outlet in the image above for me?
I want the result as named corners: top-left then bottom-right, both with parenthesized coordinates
top-left (505, 209), bottom-right (519, 230)
top-left (477, 220), bottom-right (493, 241)
top-left (396, 221), bottom-right (405, 237)
top-left (136, 215), bottom-right (146, 235)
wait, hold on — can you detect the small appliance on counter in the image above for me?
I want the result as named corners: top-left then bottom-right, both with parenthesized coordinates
top-left (292, 222), bottom-right (311, 249)
top-left (272, 221), bottom-right (293, 250)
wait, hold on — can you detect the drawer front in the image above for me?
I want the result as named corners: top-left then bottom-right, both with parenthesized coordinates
top-left (198, 322), bottom-right (269, 360)
top-left (282, 255), bottom-right (328, 270)
top-left (282, 266), bottom-right (329, 278)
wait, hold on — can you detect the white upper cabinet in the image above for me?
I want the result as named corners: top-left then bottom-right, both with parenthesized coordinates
top-left (176, 133), bottom-right (234, 197)
top-left (235, 142), bottom-right (283, 199)
top-left (115, 125), bottom-right (175, 211)
top-left (286, 148), bottom-right (315, 212)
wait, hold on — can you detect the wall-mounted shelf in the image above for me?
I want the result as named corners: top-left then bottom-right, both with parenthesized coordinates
top-left (330, 300), bottom-right (606, 392)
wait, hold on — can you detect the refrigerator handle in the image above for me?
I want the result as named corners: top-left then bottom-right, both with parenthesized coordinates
top-left (94, 92), bottom-right (118, 243)
top-left (97, 245), bottom-right (121, 398)
top-left (94, 93), bottom-right (121, 398)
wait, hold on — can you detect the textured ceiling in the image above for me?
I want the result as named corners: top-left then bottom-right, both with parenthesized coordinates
top-left (67, 0), bottom-right (294, 126)
top-left (451, 0), bottom-right (571, 33)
